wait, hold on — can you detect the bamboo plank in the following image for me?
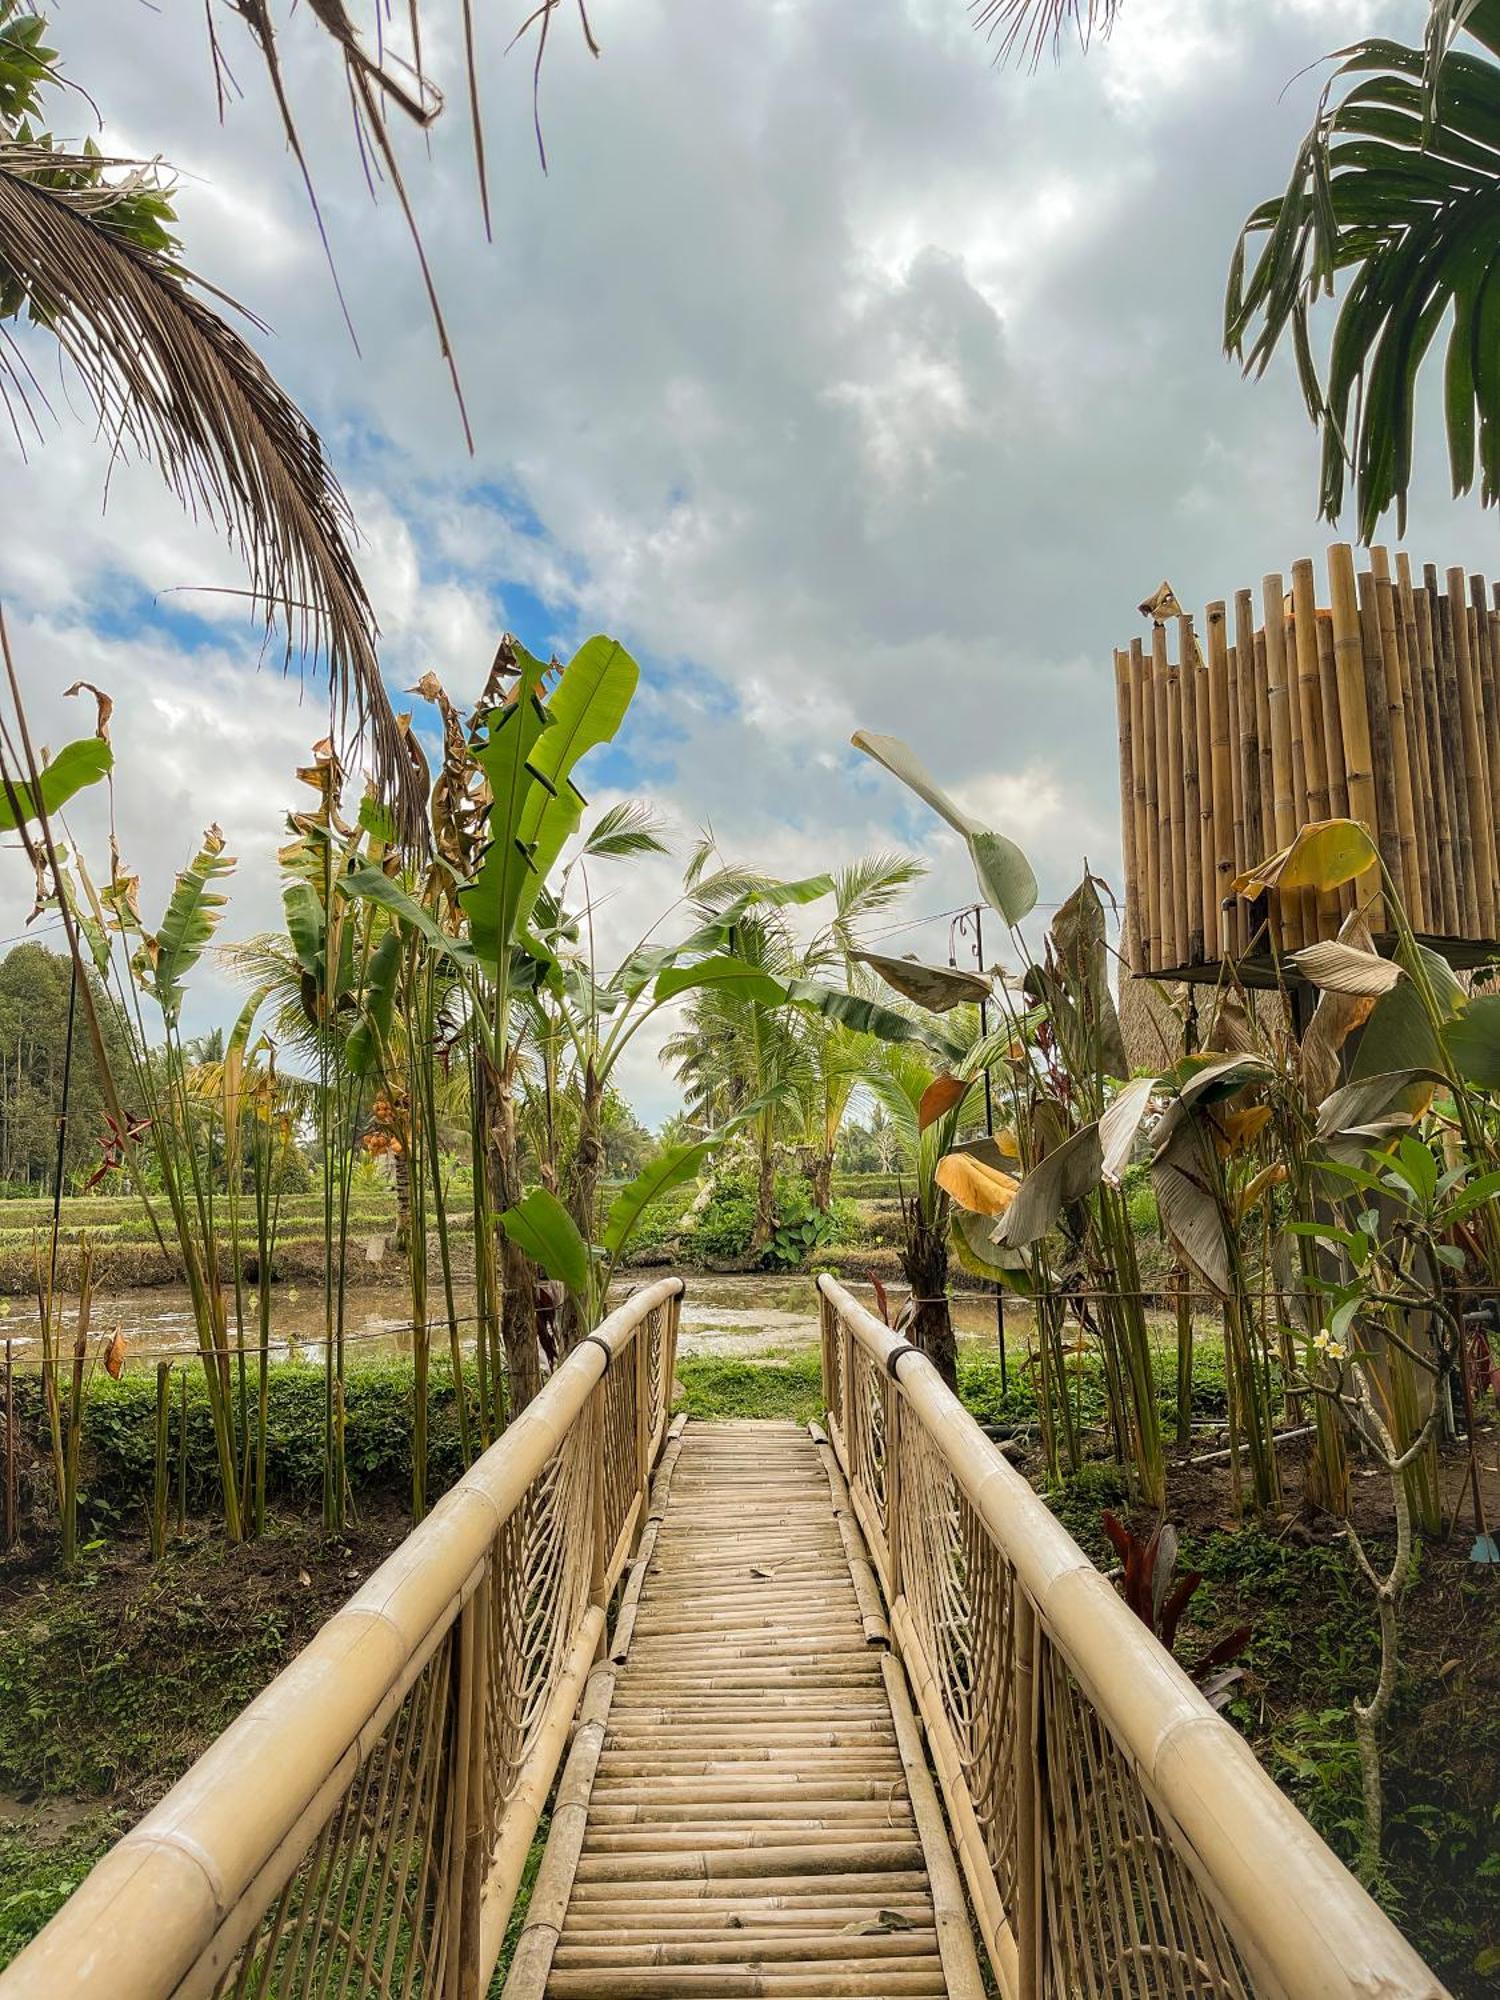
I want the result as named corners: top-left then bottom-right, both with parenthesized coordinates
top-left (1178, 615), bottom-right (1204, 963)
top-left (1375, 551), bottom-right (1433, 933)
top-left (1135, 637), bottom-right (1160, 972)
top-left (1206, 603), bottom-right (1234, 956)
top-left (1261, 574), bottom-right (1299, 954)
top-left (1357, 569), bottom-right (1404, 915)
top-left (1409, 559), bottom-right (1461, 933)
top-left (1234, 591), bottom-right (1262, 955)
top-left (1114, 651), bottom-right (1142, 971)
top-left (1158, 626), bottom-right (1189, 968)
top-left (1448, 566), bottom-right (1496, 937)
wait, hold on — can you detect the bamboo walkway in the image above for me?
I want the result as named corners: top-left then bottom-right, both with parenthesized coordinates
top-left (505, 1419), bottom-right (984, 1999)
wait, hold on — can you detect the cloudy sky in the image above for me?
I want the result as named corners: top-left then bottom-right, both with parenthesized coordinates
top-left (4, 0), bottom-right (1499, 1121)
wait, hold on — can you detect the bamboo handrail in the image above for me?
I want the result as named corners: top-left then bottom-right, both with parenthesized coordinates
top-left (0, 1277), bottom-right (684, 2000)
top-left (816, 1273), bottom-right (1449, 2000)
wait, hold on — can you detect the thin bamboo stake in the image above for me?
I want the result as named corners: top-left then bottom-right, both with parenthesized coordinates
top-left (1410, 560), bottom-right (1461, 933)
top-left (1432, 568), bottom-right (1480, 934)
top-left (1471, 576), bottom-right (1500, 915)
top-left (1376, 551), bottom-right (1434, 934)
top-left (1252, 625), bottom-right (1274, 854)
top-left (1206, 603), bottom-right (1234, 957)
top-left (1290, 560), bottom-right (1337, 939)
top-left (1234, 592), bottom-right (1262, 954)
top-left (1178, 615), bottom-right (1204, 963)
top-left (1328, 545), bottom-right (1381, 929)
top-left (1261, 574), bottom-right (1300, 954)
top-left (1152, 626), bottom-right (1179, 969)
top-left (1225, 621), bottom-right (1246, 954)
top-left (1357, 569), bottom-right (1404, 918)
top-left (1127, 640), bottom-right (1151, 972)
top-left (1135, 637), bottom-right (1161, 973)
top-left (1159, 626), bottom-right (1189, 968)
top-left (1114, 651), bottom-right (1142, 970)
top-left (1448, 566), bottom-right (1496, 937)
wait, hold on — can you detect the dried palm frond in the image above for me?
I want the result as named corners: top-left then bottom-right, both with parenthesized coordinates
top-left (0, 146), bottom-right (424, 842)
top-left (971, 0), bottom-right (1121, 67)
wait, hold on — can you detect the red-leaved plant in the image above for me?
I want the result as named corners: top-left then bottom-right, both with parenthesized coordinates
top-left (1101, 1511), bottom-right (1252, 1711)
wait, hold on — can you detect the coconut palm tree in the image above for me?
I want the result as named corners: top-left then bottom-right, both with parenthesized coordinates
top-left (1227, 3), bottom-right (1500, 539)
top-left (0, 5), bottom-right (413, 829)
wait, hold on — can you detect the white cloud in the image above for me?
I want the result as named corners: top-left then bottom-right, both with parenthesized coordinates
top-left (3, 0), bottom-right (1495, 1123)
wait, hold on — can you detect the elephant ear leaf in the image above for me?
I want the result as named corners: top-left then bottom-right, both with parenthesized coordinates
top-left (498, 1188), bottom-right (592, 1299)
top-left (138, 826), bottom-right (235, 1025)
top-left (851, 730), bottom-right (1037, 925)
top-left (1445, 994), bottom-right (1500, 1088)
top-left (0, 737), bottom-right (112, 831)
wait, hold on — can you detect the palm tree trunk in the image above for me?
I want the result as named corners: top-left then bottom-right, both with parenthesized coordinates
top-left (902, 1210), bottom-right (956, 1392)
top-left (811, 1148), bottom-right (834, 1212)
top-left (751, 1126), bottom-right (776, 1252)
top-left (559, 1066), bottom-right (605, 1350)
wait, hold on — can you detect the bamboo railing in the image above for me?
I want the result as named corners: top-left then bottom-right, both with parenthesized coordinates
top-left (0, 1277), bottom-right (682, 2000)
top-left (817, 1273), bottom-right (1449, 2000)
top-left (1116, 546), bottom-right (1500, 979)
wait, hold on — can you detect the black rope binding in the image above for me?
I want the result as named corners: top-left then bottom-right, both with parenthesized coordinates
top-left (579, 1333), bottom-right (612, 1373)
top-left (884, 1342), bottom-right (919, 1378)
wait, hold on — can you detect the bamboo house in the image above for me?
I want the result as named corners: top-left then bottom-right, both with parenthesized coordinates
top-left (1115, 545), bottom-right (1500, 983)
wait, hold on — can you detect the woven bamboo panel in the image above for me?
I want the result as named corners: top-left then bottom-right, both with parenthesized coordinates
top-left (1116, 547), bottom-right (1500, 979)
top-left (1036, 1633), bottom-right (1252, 2000)
top-left (212, 1634), bottom-right (458, 2000)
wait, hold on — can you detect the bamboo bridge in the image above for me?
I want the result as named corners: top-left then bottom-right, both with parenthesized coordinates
top-left (0, 1276), bottom-right (1446, 2000)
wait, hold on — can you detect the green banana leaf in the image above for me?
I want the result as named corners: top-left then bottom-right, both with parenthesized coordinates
top-left (498, 1187), bottom-right (592, 1299)
top-left (0, 737), bottom-right (112, 830)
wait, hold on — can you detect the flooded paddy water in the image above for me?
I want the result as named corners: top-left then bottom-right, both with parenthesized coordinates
top-left (0, 1272), bottom-right (1030, 1370)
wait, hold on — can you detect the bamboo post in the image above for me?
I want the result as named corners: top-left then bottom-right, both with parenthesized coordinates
top-left (446, 1577), bottom-right (481, 2000)
top-left (1013, 1589), bottom-right (1041, 2000)
top-left (1127, 642), bottom-right (1151, 972)
top-left (1160, 627), bottom-right (1189, 967)
top-left (1357, 568), bottom-right (1404, 919)
top-left (1289, 560), bottom-right (1336, 940)
top-left (1135, 637), bottom-right (1161, 973)
top-left (1253, 626), bottom-right (1275, 856)
top-left (1328, 545), bottom-right (1382, 929)
top-left (1178, 615), bottom-right (1204, 963)
top-left (1152, 626), bottom-right (1180, 969)
top-left (151, 1361), bottom-right (171, 1564)
top-left (1234, 591), bottom-right (1263, 955)
top-left (1447, 566), bottom-right (1496, 936)
top-left (1377, 551), bottom-right (1434, 933)
top-left (177, 1367), bottom-right (188, 1537)
top-left (1432, 568), bottom-right (1480, 934)
top-left (3, 1339), bottom-right (13, 1551)
top-left (1261, 575), bottom-right (1300, 954)
top-left (1225, 624), bottom-right (1246, 954)
top-left (1313, 601), bottom-right (1352, 920)
top-left (1114, 651), bottom-right (1142, 970)
top-left (1410, 560), bottom-right (1461, 933)
top-left (1471, 576), bottom-right (1500, 920)
top-left (1206, 603), bottom-right (1234, 957)
top-left (1189, 620), bottom-right (1216, 962)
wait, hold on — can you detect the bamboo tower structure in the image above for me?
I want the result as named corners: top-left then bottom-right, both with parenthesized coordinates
top-left (1115, 544), bottom-right (1500, 982)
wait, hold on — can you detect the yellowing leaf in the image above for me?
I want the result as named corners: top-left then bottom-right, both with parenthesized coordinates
top-left (1236, 1161), bottom-right (1287, 1220)
top-left (936, 1151), bottom-right (1020, 1215)
top-left (918, 1073), bottom-right (969, 1132)
top-left (1234, 818), bottom-right (1378, 897)
top-left (1212, 1105), bottom-right (1271, 1156)
top-left (102, 1327), bottom-right (126, 1380)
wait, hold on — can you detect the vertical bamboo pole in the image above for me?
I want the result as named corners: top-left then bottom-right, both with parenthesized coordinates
top-left (1409, 559), bottom-right (1460, 934)
top-left (1261, 575), bottom-right (1300, 955)
top-left (1234, 592), bottom-right (1263, 958)
top-left (1253, 627), bottom-right (1275, 857)
top-left (1433, 569), bottom-right (1480, 934)
top-left (3, 1339), bottom-right (13, 1551)
top-left (1328, 544), bottom-right (1382, 930)
top-left (1225, 628), bottom-right (1246, 955)
top-left (1206, 603), bottom-right (1234, 958)
top-left (1375, 550), bottom-right (1433, 932)
top-left (1313, 601), bottom-right (1352, 920)
top-left (1357, 567), bottom-right (1405, 920)
top-left (1135, 637), bottom-right (1161, 973)
top-left (1289, 561), bottom-right (1334, 939)
top-left (1114, 651), bottom-right (1142, 970)
top-left (1472, 576), bottom-right (1500, 921)
top-left (1127, 639), bottom-right (1152, 970)
top-left (1191, 619), bottom-right (1216, 962)
top-left (1179, 615), bottom-right (1204, 964)
top-left (1449, 566), bottom-right (1496, 938)
top-left (1158, 625), bottom-right (1188, 968)
top-left (1151, 626), bottom-right (1179, 969)
top-left (1013, 1590), bottom-right (1041, 2000)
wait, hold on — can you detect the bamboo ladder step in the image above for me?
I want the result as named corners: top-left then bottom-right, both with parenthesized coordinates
top-left (504, 1420), bottom-right (983, 2000)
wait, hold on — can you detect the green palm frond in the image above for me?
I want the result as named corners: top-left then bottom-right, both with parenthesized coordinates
top-left (579, 799), bottom-right (670, 862)
top-left (971, 0), bottom-right (1121, 67)
top-left (1226, 15), bottom-right (1500, 536)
